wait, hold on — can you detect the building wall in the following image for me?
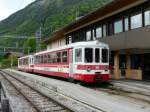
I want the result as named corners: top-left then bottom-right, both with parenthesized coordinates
top-left (47, 37), bottom-right (66, 50)
top-left (65, 1), bottom-right (150, 45)
top-left (99, 26), bottom-right (150, 50)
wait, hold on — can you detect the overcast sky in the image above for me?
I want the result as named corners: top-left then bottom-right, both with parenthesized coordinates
top-left (0, 0), bottom-right (35, 21)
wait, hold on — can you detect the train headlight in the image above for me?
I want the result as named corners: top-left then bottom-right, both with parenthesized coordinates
top-left (87, 67), bottom-right (91, 72)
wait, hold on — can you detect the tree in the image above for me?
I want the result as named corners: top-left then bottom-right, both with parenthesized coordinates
top-left (23, 37), bottom-right (36, 54)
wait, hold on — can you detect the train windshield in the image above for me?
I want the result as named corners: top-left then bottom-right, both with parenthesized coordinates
top-left (84, 48), bottom-right (108, 63)
top-left (95, 48), bottom-right (100, 63)
top-left (102, 48), bottom-right (108, 63)
top-left (85, 48), bottom-right (93, 63)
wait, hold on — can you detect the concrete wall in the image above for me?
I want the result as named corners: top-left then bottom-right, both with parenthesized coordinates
top-left (99, 26), bottom-right (150, 50)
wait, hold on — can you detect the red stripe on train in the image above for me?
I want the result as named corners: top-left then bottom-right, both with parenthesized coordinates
top-left (33, 69), bottom-right (69, 78)
top-left (73, 74), bottom-right (109, 83)
top-left (34, 64), bottom-right (69, 68)
top-left (77, 65), bottom-right (109, 70)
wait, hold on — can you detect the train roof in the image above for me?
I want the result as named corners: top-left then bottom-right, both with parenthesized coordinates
top-left (35, 41), bottom-right (109, 55)
top-left (18, 55), bottom-right (33, 59)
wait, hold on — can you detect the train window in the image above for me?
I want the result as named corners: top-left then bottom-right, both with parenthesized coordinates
top-left (75, 48), bottom-right (82, 62)
top-left (44, 54), bottom-right (47, 63)
top-left (62, 51), bottom-right (67, 63)
top-left (37, 56), bottom-right (40, 64)
top-left (85, 48), bottom-right (93, 63)
top-left (102, 49), bottom-right (108, 63)
top-left (41, 55), bottom-right (44, 64)
top-left (95, 48), bottom-right (100, 63)
top-left (51, 52), bottom-right (56, 63)
top-left (48, 54), bottom-right (51, 63)
top-left (36, 56), bottom-right (38, 64)
top-left (57, 52), bottom-right (61, 63)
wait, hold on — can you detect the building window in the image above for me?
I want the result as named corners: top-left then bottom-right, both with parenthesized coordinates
top-left (103, 24), bottom-right (107, 37)
top-left (75, 48), bottom-right (82, 62)
top-left (119, 55), bottom-right (126, 69)
top-left (130, 54), bottom-right (141, 69)
top-left (144, 10), bottom-right (150, 26)
top-left (131, 13), bottom-right (142, 29)
top-left (69, 36), bottom-right (72, 44)
top-left (124, 17), bottom-right (129, 31)
top-left (95, 27), bottom-right (102, 38)
top-left (114, 19), bottom-right (123, 34)
top-left (86, 30), bottom-right (92, 41)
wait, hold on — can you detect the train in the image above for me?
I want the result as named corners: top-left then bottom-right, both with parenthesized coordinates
top-left (18, 41), bottom-right (110, 83)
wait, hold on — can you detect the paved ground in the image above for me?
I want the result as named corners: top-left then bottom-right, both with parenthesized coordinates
top-left (111, 80), bottom-right (150, 96)
top-left (7, 69), bottom-right (150, 112)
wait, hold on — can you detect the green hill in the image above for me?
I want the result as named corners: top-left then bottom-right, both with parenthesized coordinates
top-left (0, 0), bottom-right (111, 37)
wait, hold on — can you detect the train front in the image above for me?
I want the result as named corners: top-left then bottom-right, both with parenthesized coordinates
top-left (73, 46), bottom-right (109, 83)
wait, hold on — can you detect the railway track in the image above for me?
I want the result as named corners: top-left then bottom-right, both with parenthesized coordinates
top-left (0, 70), bottom-right (73, 112)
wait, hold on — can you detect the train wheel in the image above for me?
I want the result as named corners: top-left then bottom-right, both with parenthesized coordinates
top-left (68, 77), bottom-right (75, 83)
top-left (77, 81), bottom-right (88, 86)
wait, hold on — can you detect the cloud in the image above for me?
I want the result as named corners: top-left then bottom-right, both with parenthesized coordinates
top-left (0, 0), bottom-right (35, 21)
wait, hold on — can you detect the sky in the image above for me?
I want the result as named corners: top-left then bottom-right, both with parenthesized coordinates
top-left (0, 0), bottom-right (35, 21)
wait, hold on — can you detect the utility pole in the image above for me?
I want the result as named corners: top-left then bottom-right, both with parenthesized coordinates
top-left (76, 7), bottom-right (79, 20)
top-left (36, 27), bottom-right (42, 52)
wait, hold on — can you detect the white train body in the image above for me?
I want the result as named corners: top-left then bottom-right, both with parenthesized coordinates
top-left (18, 41), bottom-right (110, 83)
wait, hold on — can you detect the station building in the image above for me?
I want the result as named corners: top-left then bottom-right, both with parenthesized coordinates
top-left (44, 0), bottom-right (150, 80)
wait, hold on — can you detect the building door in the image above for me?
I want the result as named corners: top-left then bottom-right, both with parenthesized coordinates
top-left (119, 55), bottom-right (127, 77)
top-left (143, 54), bottom-right (150, 80)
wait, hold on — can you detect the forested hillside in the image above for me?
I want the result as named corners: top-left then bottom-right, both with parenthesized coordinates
top-left (0, 0), bottom-right (111, 37)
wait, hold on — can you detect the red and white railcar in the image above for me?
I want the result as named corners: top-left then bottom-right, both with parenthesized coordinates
top-left (18, 41), bottom-right (110, 83)
top-left (18, 55), bottom-right (34, 72)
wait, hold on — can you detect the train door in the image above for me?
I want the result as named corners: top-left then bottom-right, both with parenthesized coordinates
top-left (29, 56), bottom-right (34, 72)
top-left (69, 49), bottom-right (74, 80)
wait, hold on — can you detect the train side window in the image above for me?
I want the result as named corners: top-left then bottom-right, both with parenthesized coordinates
top-left (57, 52), bottom-right (61, 63)
top-left (102, 49), bottom-right (108, 63)
top-left (51, 52), bottom-right (56, 63)
top-left (36, 56), bottom-right (38, 64)
top-left (75, 48), bottom-right (82, 62)
top-left (48, 54), bottom-right (51, 63)
top-left (41, 55), bottom-right (44, 64)
top-left (37, 56), bottom-right (40, 64)
top-left (95, 48), bottom-right (100, 63)
top-left (85, 48), bottom-right (93, 63)
top-left (44, 54), bottom-right (47, 63)
top-left (62, 51), bottom-right (67, 63)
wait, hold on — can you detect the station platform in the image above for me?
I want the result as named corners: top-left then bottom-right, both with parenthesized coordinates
top-left (110, 80), bottom-right (150, 96)
top-left (7, 69), bottom-right (150, 112)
